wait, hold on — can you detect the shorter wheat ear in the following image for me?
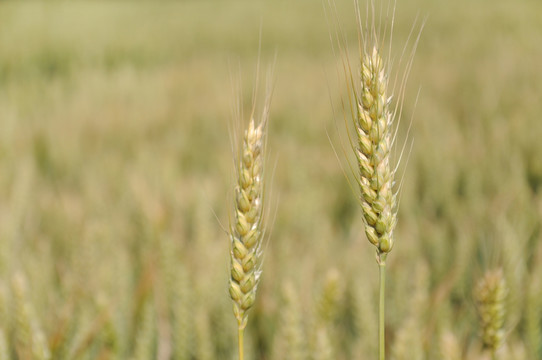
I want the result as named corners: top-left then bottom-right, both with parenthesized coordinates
top-left (228, 85), bottom-right (271, 360)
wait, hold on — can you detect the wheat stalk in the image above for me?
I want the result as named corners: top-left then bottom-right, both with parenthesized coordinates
top-left (228, 87), bottom-right (271, 359)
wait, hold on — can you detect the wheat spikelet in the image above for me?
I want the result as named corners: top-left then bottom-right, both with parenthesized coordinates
top-left (474, 269), bottom-right (507, 355)
top-left (354, 45), bottom-right (397, 262)
top-left (228, 115), bottom-right (268, 330)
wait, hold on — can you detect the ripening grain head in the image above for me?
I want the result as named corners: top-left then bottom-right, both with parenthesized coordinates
top-left (228, 82), bottom-right (271, 331)
top-left (334, 0), bottom-right (422, 264)
top-left (355, 44), bottom-right (397, 261)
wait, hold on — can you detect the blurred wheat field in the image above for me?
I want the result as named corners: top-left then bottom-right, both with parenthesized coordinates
top-left (0, 0), bottom-right (541, 359)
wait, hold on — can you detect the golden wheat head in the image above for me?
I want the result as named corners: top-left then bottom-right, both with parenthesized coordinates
top-left (354, 45), bottom-right (397, 262)
top-left (228, 115), bottom-right (268, 330)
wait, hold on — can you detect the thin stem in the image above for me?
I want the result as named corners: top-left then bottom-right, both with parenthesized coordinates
top-left (379, 260), bottom-right (386, 360)
top-left (238, 326), bottom-right (245, 360)
top-left (491, 349), bottom-right (497, 360)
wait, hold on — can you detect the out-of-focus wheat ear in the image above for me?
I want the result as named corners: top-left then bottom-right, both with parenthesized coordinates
top-left (316, 269), bottom-right (342, 325)
top-left (311, 269), bottom-right (341, 360)
top-left (173, 264), bottom-right (194, 360)
top-left (65, 306), bottom-right (106, 360)
top-left (392, 261), bottom-right (428, 360)
top-left (526, 262), bottom-right (542, 358)
top-left (0, 327), bottom-right (8, 360)
top-left (159, 232), bottom-right (192, 360)
top-left (312, 327), bottom-right (334, 360)
top-left (272, 282), bottom-right (307, 360)
top-left (351, 280), bottom-right (377, 359)
top-left (158, 230), bottom-right (190, 360)
top-left (439, 330), bottom-right (462, 360)
top-left (11, 272), bottom-right (51, 360)
top-left (391, 316), bottom-right (424, 360)
top-left (474, 269), bottom-right (507, 359)
top-left (94, 295), bottom-right (120, 358)
top-left (195, 307), bottom-right (214, 360)
top-left (48, 302), bottom-right (81, 360)
top-left (133, 300), bottom-right (156, 360)
top-left (0, 282), bottom-right (9, 337)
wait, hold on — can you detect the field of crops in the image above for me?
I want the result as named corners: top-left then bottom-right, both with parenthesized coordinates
top-left (0, 0), bottom-right (541, 359)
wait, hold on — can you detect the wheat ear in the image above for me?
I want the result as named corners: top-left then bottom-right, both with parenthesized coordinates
top-left (354, 45), bottom-right (397, 360)
top-left (228, 111), bottom-right (269, 360)
top-left (474, 269), bottom-right (507, 359)
top-left (355, 45), bottom-right (397, 263)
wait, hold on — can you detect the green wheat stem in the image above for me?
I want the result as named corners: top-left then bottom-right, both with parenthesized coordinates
top-left (238, 327), bottom-right (245, 360)
top-left (379, 259), bottom-right (386, 360)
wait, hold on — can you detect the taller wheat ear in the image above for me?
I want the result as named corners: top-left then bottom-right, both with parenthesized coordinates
top-left (354, 44), bottom-right (397, 360)
top-left (228, 111), bottom-right (269, 360)
top-left (356, 46), bottom-right (397, 261)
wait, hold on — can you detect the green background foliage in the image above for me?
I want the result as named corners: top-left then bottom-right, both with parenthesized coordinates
top-left (0, 0), bottom-right (541, 358)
